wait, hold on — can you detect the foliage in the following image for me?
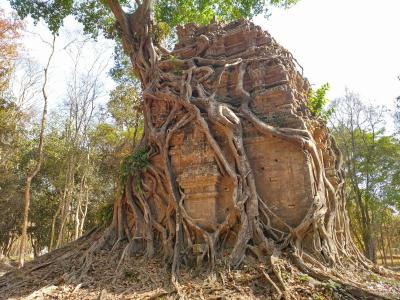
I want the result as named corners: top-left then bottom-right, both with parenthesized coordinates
top-left (29, 188), bottom-right (59, 252)
top-left (120, 149), bottom-right (149, 183)
top-left (108, 83), bottom-right (142, 130)
top-left (151, 21), bottom-right (171, 45)
top-left (0, 18), bottom-right (146, 254)
top-left (109, 41), bottom-right (138, 85)
top-left (329, 90), bottom-right (400, 262)
top-left (323, 279), bottom-right (342, 296)
top-left (0, 9), bottom-right (23, 95)
top-left (297, 274), bottom-right (310, 283)
top-left (0, 12), bottom-right (26, 256)
top-left (8, 0), bottom-right (298, 35)
top-left (96, 200), bottom-right (114, 226)
top-left (155, 0), bottom-right (298, 27)
top-left (13, 80), bottom-right (145, 250)
top-left (8, 0), bottom-right (73, 32)
top-left (307, 83), bottom-right (333, 120)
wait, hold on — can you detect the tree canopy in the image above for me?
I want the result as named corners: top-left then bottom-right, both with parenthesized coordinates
top-left (9, 0), bottom-right (298, 35)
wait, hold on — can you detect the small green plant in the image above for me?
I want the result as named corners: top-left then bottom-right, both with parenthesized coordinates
top-left (120, 149), bottom-right (149, 182)
top-left (169, 55), bottom-right (182, 76)
top-left (298, 274), bottom-right (311, 283)
top-left (151, 21), bottom-right (171, 44)
top-left (169, 54), bottom-right (177, 64)
top-left (323, 279), bottom-right (342, 296)
top-left (387, 278), bottom-right (400, 287)
top-left (280, 270), bottom-right (290, 281)
top-left (307, 83), bottom-right (334, 121)
top-left (174, 69), bottom-right (183, 76)
top-left (367, 273), bottom-right (380, 282)
top-left (119, 148), bottom-right (149, 198)
top-left (312, 294), bottom-right (325, 300)
top-left (134, 176), bottom-right (144, 196)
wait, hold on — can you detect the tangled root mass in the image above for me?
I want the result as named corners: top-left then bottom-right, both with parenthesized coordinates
top-left (80, 2), bottom-right (399, 299)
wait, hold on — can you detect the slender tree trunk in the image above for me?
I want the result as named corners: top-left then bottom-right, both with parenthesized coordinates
top-left (380, 223), bottom-right (387, 265)
top-left (49, 200), bottom-right (62, 251)
top-left (79, 186), bottom-right (89, 237)
top-left (31, 238), bottom-right (39, 258)
top-left (51, 154), bottom-right (73, 249)
top-left (76, 148), bottom-right (91, 239)
top-left (4, 236), bottom-right (14, 258)
top-left (74, 175), bottom-right (85, 240)
top-left (19, 178), bottom-right (33, 266)
top-left (57, 163), bottom-right (75, 248)
top-left (363, 224), bottom-right (376, 263)
top-left (18, 36), bottom-right (55, 267)
top-left (350, 174), bottom-right (376, 261)
top-left (387, 225), bottom-right (395, 266)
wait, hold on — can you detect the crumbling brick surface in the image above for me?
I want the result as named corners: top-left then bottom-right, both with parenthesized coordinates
top-left (147, 20), bottom-right (322, 230)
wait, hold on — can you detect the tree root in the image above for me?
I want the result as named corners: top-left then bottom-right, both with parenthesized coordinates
top-left (102, 51), bottom-right (400, 299)
top-left (291, 251), bottom-right (393, 300)
top-left (63, 12), bottom-right (400, 299)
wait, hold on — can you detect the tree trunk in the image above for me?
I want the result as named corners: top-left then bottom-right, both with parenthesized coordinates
top-left (3, 235), bottom-right (14, 258)
top-left (79, 185), bottom-right (89, 237)
top-left (49, 201), bottom-right (61, 251)
top-left (386, 223), bottom-right (395, 266)
top-left (18, 36), bottom-right (55, 267)
top-left (56, 162), bottom-right (75, 248)
top-left (380, 223), bottom-right (387, 265)
top-left (98, 0), bottom-right (364, 270)
top-left (74, 175), bottom-right (86, 240)
top-left (363, 222), bottom-right (377, 263)
top-left (19, 177), bottom-right (33, 266)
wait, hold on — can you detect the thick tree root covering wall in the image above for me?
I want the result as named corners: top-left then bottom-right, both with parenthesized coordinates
top-left (112, 19), bottom-right (350, 267)
top-left (77, 11), bottom-right (399, 298)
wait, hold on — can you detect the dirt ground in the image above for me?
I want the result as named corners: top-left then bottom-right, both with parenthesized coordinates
top-left (0, 231), bottom-right (399, 300)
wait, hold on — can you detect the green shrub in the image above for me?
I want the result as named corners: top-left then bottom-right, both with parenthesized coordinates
top-left (151, 21), bottom-right (171, 44)
top-left (97, 200), bottom-right (114, 226)
top-left (307, 83), bottom-right (334, 120)
top-left (120, 148), bottom-right (149, 189)
top-left (121, 149), bottom-right (149, 178)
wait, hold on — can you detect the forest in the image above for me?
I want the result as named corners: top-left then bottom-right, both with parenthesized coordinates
top-left (0, 0), bottom-right (399, 299)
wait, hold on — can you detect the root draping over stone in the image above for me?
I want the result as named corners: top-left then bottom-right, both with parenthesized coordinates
top-left (75, 1), bottom-right (399, 298)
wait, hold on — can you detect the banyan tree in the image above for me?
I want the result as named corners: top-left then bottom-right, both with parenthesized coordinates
top-left (104, 1), bottom-right (353, 265)
top-left (81, 0), bottom-right (396, 297)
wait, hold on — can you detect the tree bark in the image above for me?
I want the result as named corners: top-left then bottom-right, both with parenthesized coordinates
top-left (380, 223), bottom-right (387, 265)
top-left (18, 36), bottom-right (55, 267)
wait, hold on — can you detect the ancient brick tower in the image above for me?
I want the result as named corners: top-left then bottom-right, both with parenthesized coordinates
top-left (147, 20), bottom-right (327, 237)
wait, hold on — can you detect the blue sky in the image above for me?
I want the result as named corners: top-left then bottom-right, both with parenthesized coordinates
top-left (2, 0), bottom-right (400, 123)
top-left (256, 0), bottom-right (400, 113)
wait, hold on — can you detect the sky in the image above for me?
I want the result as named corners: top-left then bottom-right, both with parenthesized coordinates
top-left (257, 0), bottom-right (400, 110)
top-left (2, 0), bottom-right (400, 120)
top-left (13, 27), bottom-right (115, 114)
top-left (0, 0), bottom-right (115, 113)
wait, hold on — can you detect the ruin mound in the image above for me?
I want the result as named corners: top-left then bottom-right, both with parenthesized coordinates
top-left (2, 18), bottom-right (399, 299)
